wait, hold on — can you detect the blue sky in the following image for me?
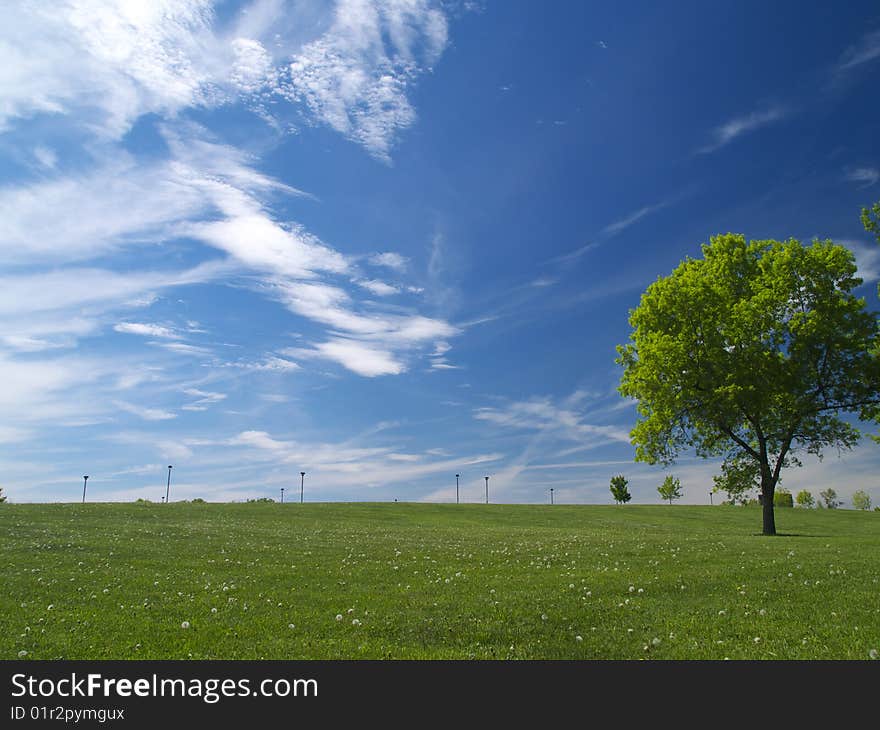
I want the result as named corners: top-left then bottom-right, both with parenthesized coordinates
top-left (1, 0), bottom-right (879, 505)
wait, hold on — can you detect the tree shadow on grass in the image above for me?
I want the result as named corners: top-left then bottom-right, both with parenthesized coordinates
top-left (750, 532), bottom-right (830, 538)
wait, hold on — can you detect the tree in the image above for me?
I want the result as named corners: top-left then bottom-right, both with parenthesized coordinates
top-left (773, 489), bottom-right (793, 508)
top-left (712, 453), bottom-right (759, 505)
top-left (861, 201), bottom-right (879, 246)
top-left (819, 488), bottom-right (841, 509)
top-left (852, 490), bottom-right (872, 511)
top-left (795, 489), bottom-right (815, 508)
top-left (609, 474), bottom-right (631, 504)
top-left (0, 486), bottom-right (5, 503)
top-left (657, 475), bottom-right (683, 504)
top-left (617, 233), bottom-right (880, 535)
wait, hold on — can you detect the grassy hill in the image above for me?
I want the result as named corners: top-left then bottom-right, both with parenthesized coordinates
top-left (1, 502), bottom-right (878, 659)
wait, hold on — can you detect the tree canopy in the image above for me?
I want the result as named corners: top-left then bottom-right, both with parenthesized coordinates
top-left (617, 233), bottom-right (880, 535)
top-left (657, 475), bottom-right (683, 504)
top-left (609, 474), bottom-right (631, 504)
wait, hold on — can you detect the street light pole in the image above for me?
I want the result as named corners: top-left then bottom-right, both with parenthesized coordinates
top-left (550, 488), bottom-right (554, 505)
top-left (709, 491), bottom-right (713, 506)
top-left (165, 465), bottom-right (172, 503)
top-left (455, 474), bottom-right (459, 504)
top-left (281, 487), bottom-right (285, 504)
top-left (82, 475), bottom-right (88, 503)
top-left (300, 472), bottom-right (305, 503)
top-left (484, 476), bottom-right (489, 504)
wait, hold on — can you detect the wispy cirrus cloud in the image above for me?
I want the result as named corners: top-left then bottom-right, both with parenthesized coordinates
top-left (836, 28), bottom-right (880, 73)
top-left (281, 0), bottom-right (450, 160)
top-left (601, 199), bottom-right (673, 236)
top-left (697, 106), bottom-right (787, 154)
top-left (115, 322), bottom-right (183, 340)
top-left (474, 390), bottom-right (631, 447)
top-left (844, 166), bottom-right (879, 188)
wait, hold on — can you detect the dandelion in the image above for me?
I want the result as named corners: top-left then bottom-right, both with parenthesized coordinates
top-left (541, 614), bottom-right (548, 621)
top-left (335, 614), bottom-right (343, 622)
top-left (759, 609), bottom-right (766, 616)
top-left (18, 650), bottom-right (27, 658)
top-left (652, 637), bottom-right (661, 646)
top-left (869, 649), bottom-right (878, 660)
top-left (288, 624), bottom-right (295, 630)
top-left (628, 586), bottom-right (635, 593)
top-left (637, 588), bottom-right (644, 594)
top-left (211, 608), bottom-right (217, 614)
top-left (753, 637), bottom-right (761, 643)
top-left (47, 604), bottom-right (54, 611)
top-left (352, 619), bottom-right (361, 626)
top-left (181, 621), bottom-right (190, 629)
top-left (575, 635), bottom-right (583, 642)
top-left (347, 608), bottom-right (355, 614)
top-left (718, 610), bottom-right (727, 616)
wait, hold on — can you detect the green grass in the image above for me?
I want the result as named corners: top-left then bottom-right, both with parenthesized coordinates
top-left (1, 503), bottom-right (878, 659)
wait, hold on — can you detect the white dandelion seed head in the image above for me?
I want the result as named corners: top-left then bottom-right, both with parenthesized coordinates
top-left (869, 648), bottom-right (878, 660)
top-left (18, 650), bottom-right (28, 658)
top-left (575, 635), bottom-right (583, 642)
top-left (181, 621), bottom-right (190, 629)
top-left (335, 614), bottom-right (343, 621)
top-left (288, 624), bottom-right (295, 629)
top-left (211, 608), bottom-right (217, 614)
top-left (652, 637), bottom-right (661, 646)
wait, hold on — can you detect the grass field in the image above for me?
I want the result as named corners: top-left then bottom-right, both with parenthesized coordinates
top-left (1, 502), bottom-right (878, 660)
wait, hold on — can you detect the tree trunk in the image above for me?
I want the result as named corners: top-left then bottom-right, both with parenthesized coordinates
top-left (761, 474), bottom-right (776, 536)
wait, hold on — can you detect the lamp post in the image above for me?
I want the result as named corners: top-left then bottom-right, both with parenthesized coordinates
top-left (280, 487), bottom-right (285, 504)
top-left (82, 475), bottom-right (88, 503)
top-left (165, 465), bottom-right (172, 503)
top-left (484, 476), bottom-right (489, 504)
top-left (455, 474), bottom-right (460, 504)
top-left (300, 472), bottom-right (305, 503)
top-left (709, 491), bottom-right (713, 506)
top-left (550, 487), bottom-right (554, 505)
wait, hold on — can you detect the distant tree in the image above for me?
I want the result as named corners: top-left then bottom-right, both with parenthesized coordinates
top-left (819, 488), bottom-right (841, 509)
top-left (0, 486), bottom-right (6, 503)
top-left (795, 490), bottom-right (815, 508)
top-left (773, 489), bottom-right (794, 508)
top-left (657, 475), bottom-right (683, 505)
top-left (610, 474), bottom-right (631, 504)
top-left (617, 233), bottom-right (880, 535)
top-left (852, 490), bottom-right (872, 511)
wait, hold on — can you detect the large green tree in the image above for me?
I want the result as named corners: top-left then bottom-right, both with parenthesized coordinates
top-left (617, 233), bottom-right (880, 535)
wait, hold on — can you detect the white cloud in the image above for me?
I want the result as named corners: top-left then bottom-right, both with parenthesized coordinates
top-left (282, 0), bottom-right (449, 160)
top-left (291, 338), bottom-right (405, 377)
top-left (845, 167), bottom-right (879, 187)
top-left (355, 278), bottom-right (400, 296)
top-left (181, 387), bottom-right (227, 411)
top-left (602, 200), bottom-right (672, 236)
top-left (838, 239), bottom-right (880, 285)
top-left (33, 146), bottom-right (58, 169)
top-left (150, 342), bottom-right (213, 357)
top-left (114, 400), bottom-right (177, 421)
top-left (115, 322), bottom-right (182, 339)
top-left (837, 28), bottom-right (880, 72)
top-left (369, 251), bottom-right (408, 271)
top-left (474, 393), bottom-right (631, 446)
top-left (698, 106), bottom-right (787, 154)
